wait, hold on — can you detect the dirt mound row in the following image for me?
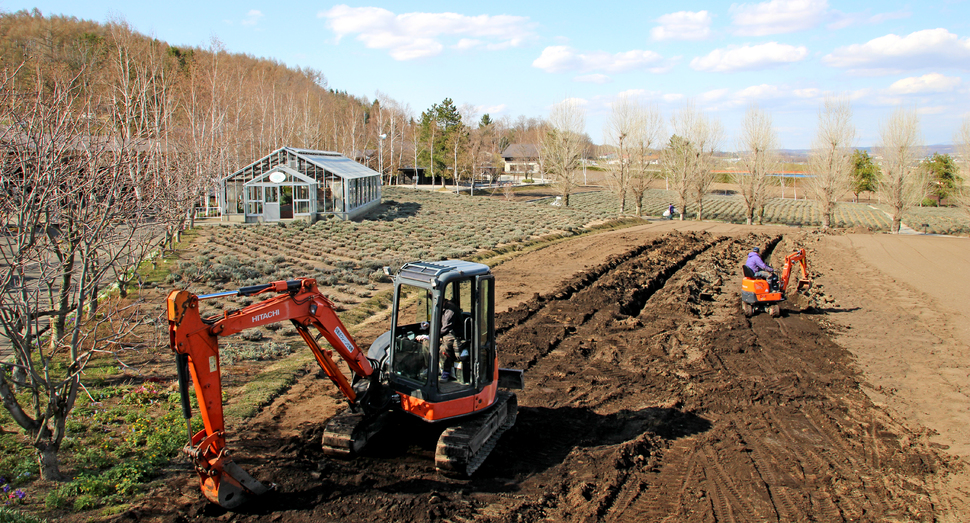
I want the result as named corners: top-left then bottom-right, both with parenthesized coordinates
top-left (122, 231), bottom-right (951, 523)
top-left (481, 231), bottom-right (945, 522)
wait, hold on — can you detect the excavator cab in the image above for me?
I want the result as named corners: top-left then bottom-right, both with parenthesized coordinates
top-left (385, 260), bottom-right (498, 415)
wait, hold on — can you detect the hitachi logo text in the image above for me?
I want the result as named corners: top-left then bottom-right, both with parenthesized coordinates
top-left (252, 309), bottom-right (280, 323)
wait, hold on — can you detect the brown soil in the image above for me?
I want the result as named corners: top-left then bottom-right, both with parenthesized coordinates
top-left (103, 224), bottom-right (970, 523)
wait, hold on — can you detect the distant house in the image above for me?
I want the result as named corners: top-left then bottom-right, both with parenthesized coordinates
top-left (221, 147), bottom-right (381, 223)
top-left (501, 144), bottom-right (540, 177)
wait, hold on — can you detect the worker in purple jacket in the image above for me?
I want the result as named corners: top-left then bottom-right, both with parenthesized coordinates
top-left (745, 247), bottom-right (774, 279)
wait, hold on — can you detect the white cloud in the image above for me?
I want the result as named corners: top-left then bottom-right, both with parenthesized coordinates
top-left (651, 11), bottom-right (712, 41)
top-left (826, 9), bottom-right (910, 30)
top-left (734, 84), bottom-right (785, 102)
top-left (453, 38), bottom-right (482, 50)
top-left (701, 89), bottom-right (730, 102)
top-left (574, 74), bottom-right (613, 84)
top-left (320, 5), bottom-right (536, 60)
top-left (730, 0), bottom-right (829, 36)
top-left (792, 88), bottom-right (821, 98)
top-left (824, 29), bottom-right (970, 74)
top-left (476, 104), bottom-right (507, 115)
top-left (690, 42), bottom-right (808, 72)
top-left (242, 9), bottom-right (263, 27)
top-left (617, 89), bottom-right (659, 99)
top-left (533, 46), bottom-right (668, 74)
top-left (663, 93), bottom-right (685, 103)
top-left (887, 73), bottom-right (963, 95)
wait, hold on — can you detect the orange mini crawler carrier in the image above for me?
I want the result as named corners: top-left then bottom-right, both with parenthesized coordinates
top-left (167, 260), bottom-right (523, 508)
top-left (740, 248), bottom-right (812, 317)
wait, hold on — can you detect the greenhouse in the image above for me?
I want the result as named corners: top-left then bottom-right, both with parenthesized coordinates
top-left (221, 147), bottom-right (382, 222)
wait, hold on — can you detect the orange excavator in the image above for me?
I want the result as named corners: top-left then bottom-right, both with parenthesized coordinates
top-left (167, 260), bottom-right (523, 509)
top-left (740, 248), bottom-right (812, 317)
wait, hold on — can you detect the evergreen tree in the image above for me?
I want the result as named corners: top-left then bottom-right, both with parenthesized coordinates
top-left (925, 152), bottom-right (962, 205)
top-left (850, 149), bottom-right (880, 202)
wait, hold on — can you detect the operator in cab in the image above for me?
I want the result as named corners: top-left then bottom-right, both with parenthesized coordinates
top-left (439, 298), bottom-right (461, 381)
top-left (745, 247), bottom-right (774, 279)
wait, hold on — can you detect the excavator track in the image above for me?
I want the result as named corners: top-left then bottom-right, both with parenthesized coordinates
top-left (435, 391), bottom-right (518, 477)
top-left (322, 410), bottom-right (392, 457)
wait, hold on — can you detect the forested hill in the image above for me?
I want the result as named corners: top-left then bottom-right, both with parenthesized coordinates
top-left (0, 8), bottom-right (382, 172)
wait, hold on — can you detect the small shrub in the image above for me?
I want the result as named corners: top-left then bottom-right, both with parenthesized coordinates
top-left (369, 269), bottom-right (390, 283)
top-left (240, 329), bottom-right (264, 341)
top-left (44, 488), bottom-right (69, 509)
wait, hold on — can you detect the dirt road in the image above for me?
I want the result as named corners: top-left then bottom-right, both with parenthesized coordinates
top-left (120, 223), bottom-right (970, 522)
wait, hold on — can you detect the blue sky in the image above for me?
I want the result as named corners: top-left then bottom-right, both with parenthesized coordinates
top-left (4, 1), bottom-right (969, 149)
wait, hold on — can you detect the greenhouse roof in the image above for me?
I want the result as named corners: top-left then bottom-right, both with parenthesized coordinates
top-left (224, 147), bottom-right (380, 182)
top-left (296, 150), bottom-right (379, 180)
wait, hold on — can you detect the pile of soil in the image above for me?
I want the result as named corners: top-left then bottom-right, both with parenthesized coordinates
top-left (113, 231), bottom-right (951, 522)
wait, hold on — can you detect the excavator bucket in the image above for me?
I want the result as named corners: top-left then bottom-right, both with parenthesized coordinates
top-left (200, 458), bottom-right (271, 509)
top-left (796, 278), bottom-right (813, 292)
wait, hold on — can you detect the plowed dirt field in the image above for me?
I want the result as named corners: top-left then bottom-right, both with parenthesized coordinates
top-left (120, 223), bottom-right (970, 522)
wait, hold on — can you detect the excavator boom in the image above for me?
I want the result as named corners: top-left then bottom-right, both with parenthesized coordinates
top-left (167, 278), bottom-right (375, 508)
top-left (780, 249), bottom-right (812, 294)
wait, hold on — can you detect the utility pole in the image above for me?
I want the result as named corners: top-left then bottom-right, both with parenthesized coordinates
top-left (379, 133), bottom-right (387, 183)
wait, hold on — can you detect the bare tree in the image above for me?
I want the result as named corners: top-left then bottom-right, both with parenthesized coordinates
top-left (661, 134), bottom-right (692, 220)
top-left (808, 97), bottom-right (855, 229)
top-left (460, 104), bottom-right (483, 195)
top-left (628, 103), bottom-right (665, 217)
top-left (541, 98), bottom-right (587, 207)
top-left (0, 66), bottom-right (156, 480)
top-left (955, 116), bottom-right (970, 217)
top-left (604, 95), bottom-right (637, 215)
top-left (736, 106), bottom-right (780, 225)
top-left (661, 103), bottom-right (721, 220)
top-left (876, 107), bottom-right (926, 233)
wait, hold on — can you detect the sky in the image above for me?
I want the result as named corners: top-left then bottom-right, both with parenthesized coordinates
top-left (4, 0), bottom-right (970, 150)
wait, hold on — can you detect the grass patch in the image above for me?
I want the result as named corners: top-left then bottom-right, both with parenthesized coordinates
top-left (136, 227), bottom-right (202, 286)
top-left (223, 353), bottom-right (314, 419)
top-left (0, 507), bottom-right (48, 523)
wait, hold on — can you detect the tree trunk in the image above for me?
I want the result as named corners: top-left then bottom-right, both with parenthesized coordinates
top-left (36, 443), bottom-right (62, 481)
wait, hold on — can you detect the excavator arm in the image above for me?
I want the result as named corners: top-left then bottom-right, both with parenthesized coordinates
top-left (167, 278), bottom-right (377, 508)
top-left (779, 249), bottom-right (812, 294)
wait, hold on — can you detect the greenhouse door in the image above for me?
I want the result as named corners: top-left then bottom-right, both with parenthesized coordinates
top-left (280, 186), bottom-right (294, 219)
top-left (264, 186), bottom-right (280, 222)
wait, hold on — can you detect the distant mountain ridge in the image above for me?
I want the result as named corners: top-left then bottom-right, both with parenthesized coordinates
top-left (773, 144), bottom-right (957, 161)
